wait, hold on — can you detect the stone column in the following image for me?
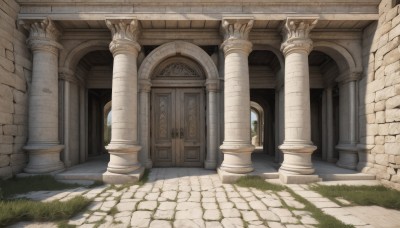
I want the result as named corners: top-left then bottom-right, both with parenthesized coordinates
top-left (336, 75), bottom-right (359, 169)
top-left (139, 79), bottom-right (152, 168)
top-left (279, 17), bottom-right (319, 184)
top-left (326, 86), bottom-right (335, 162)
top-left (21, 19), bottom-right (64, 174)
top-left (104, 19), bottom-right (144, 183)
top-left (219, 18), bottom-right (255, 182)
top-left (205, 79), bottom-right (219, 169)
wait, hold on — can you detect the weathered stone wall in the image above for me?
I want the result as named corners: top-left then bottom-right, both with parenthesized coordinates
top-left (360, 0), bottom-right (400, 189)
top-left (0, 0), bottom-right (30, 179)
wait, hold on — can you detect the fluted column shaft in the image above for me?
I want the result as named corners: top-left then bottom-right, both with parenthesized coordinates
top-left (279, 17), bottom-right (318, 177)
top-left (22, 19), bottom-right (64, 173)
top-left (106, 19), bottom-right (142, 174)
top-left (326, 86), bottom-right (335, 162)
top-left (219, 18), bottom-right (255, 174)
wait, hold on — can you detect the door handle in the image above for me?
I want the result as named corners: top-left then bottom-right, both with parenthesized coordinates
top-left (180, 128), bottom-right (184, 139)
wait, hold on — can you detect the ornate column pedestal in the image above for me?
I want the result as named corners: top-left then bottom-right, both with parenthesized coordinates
top-left (218, 18), bottom-right (255, 183)
top-left (279, 17), bottom-right (320, 184)
top-left (103, 19), bottom-right (144, 184)
top-left (336, 76), bottom-right (359, 169)
top-left (21, 19), bottom-right (65, 174)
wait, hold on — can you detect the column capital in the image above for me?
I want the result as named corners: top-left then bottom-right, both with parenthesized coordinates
top-left (336, 71), bottom-right (362, 84)
top-left (139, 79), bottom-right (152, 93)
top-left (220, 17), bottom-right (254, 55)
top-left (205, 79), bottom-right (219, 92)
top-left (106, 18), bottom-right (141, 56)
top-left (281, 17), bottom-right (318, 56)
top-left (20, 18), bottom-right (63, 54)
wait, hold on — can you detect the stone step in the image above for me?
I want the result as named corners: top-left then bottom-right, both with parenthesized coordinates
top-left (55, 172), bottom-right (103, 182)
top-left (319, 173), bottom-right (376, 181)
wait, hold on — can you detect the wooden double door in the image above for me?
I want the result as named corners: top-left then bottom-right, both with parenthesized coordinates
top-left (151, 88), bottom-right (205, 167)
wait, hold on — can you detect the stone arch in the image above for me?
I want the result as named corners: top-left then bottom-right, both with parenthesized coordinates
top-left (61, 40), bottom-right (110, 71)
top-left (138, 41), bottom-right (219, 81)
top-left (313, 41), bottom-right (360, 73)
top-left (252, 44), bottom-right (285, 71)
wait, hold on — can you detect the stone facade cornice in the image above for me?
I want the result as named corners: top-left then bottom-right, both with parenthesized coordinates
top-left (281, 17), bottom-right (318, 56)
top-left (220, 17), bottom-right (254, 55)
top-left (20, 18), bottom-right (63, 54)
top-left (106, 19), bottom-right (141, 56)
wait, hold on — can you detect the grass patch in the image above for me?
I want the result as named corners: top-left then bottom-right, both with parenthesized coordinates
top-left (235, 176), bottom-right (286, 192)
top-left (287, 189), bottom-right (354, 228)
top-left (311, 184), bottom-right (400, 210)
top-left (0, 196), bottom-right (91, 227)
top-left (0, 175), bottom-right (82, 199)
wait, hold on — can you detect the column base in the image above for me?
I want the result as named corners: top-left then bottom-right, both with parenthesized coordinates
top-left (204, 160), bottom-right (217, 170)
top-left (279, 142), bottom-right (316, 175)
top-left (103, 166), bottom-right (144, 184)
top-left (23, 144), bottom-right (65, 174)
top-left (217, 168), bottom-right (252, 183)
top-left (336, 144), bottom-right (358, 170)
top-left (220, 143), bottom-right (254, 174)
top-left (279, 173), bottom-right (320, 184)
top-left (356, 144), bottom-right (374, 171)
top-left (106, 143), bottom-right (142, 174)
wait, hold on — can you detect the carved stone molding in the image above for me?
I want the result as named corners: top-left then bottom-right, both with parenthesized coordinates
top-left (139, 79), bottom-right (152, 93)
top-left (106, 19), bottom-right (141, 56)
top-left (336, 71), bottom-right (362, 84)
top-left (20, 18), bottom-right (62, 54)
top-left (205, 79), bottom-right (219, 92)
top-left (220, 17), bottom-right (254, 55)
top-left (281, 17), bottom-right (318, 56)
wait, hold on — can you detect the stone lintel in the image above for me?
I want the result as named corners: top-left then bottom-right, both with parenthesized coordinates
top-left (102, 166), bottom-right (144, 184)
top-left (279, 173), bottom-right (320, 184)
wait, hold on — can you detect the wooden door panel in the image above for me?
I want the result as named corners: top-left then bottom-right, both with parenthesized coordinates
top-left (178, 89), bottom-right (204, 167)
top-left (151, 89), bottom-right (175, 167)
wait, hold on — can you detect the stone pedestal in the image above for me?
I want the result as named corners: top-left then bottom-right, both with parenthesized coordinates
top-left (336, 78), bottom-right (359, 170)
top-left (105, 19), bottom-right (144, 180)
top-left (219, 18), bottom-right (255, 179)
top-left (279, 17), bottom-right (319, 183)
top-left (21, 18), bottom-right (65, 174)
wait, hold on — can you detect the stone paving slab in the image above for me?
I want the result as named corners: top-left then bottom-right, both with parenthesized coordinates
top-left (8, 168), bottom-right (400, 228)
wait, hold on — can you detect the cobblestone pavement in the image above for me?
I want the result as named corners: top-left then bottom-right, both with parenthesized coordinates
top-left (10, 168), bottom-right (386, 228)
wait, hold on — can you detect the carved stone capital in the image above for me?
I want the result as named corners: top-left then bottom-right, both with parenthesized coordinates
top-left (139, 79), bottom-right (152, 93)
top-left (336, 71), bottom-right (362, 84)
top-left (281, 17), bottom-right (318, 56)
top-left (205, 79), bottom-right (219, 92)
top-left (106, 19), bottom-right (141, 56)
top-left (220, 17), bottom-right (253, 55)
top-left (20, 18), bottom-right (62, 54)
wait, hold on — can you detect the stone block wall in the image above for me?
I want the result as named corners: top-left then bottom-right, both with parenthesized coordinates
top-left (0, 0), bottom-right (31, 179)
top-left (360, 0), bottom-right (400, 189)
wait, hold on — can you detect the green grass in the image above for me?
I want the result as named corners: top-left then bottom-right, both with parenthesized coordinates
top-left (311, 184), bottom-right (400, 210)
top-left (0, 196), bottom-right (91, 227)
top-left (287, 189), bottom-right (354, 228)
top-left (0, 175), bottom-right (82, 199)
top-left (235, 176), bottom-right (287, 191)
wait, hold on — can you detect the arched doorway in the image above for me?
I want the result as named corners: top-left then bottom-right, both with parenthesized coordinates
top-left (151, 57), bottom-right (206, 167)
top-left (138, 41), bottom-right (220, 169)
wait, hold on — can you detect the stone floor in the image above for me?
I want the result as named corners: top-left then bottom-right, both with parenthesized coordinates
top-left (9, 168), bottom-right (400, 228)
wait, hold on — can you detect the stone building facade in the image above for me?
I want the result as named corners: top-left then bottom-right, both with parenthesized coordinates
top-left (0, 0), bottom-right (399, 186)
